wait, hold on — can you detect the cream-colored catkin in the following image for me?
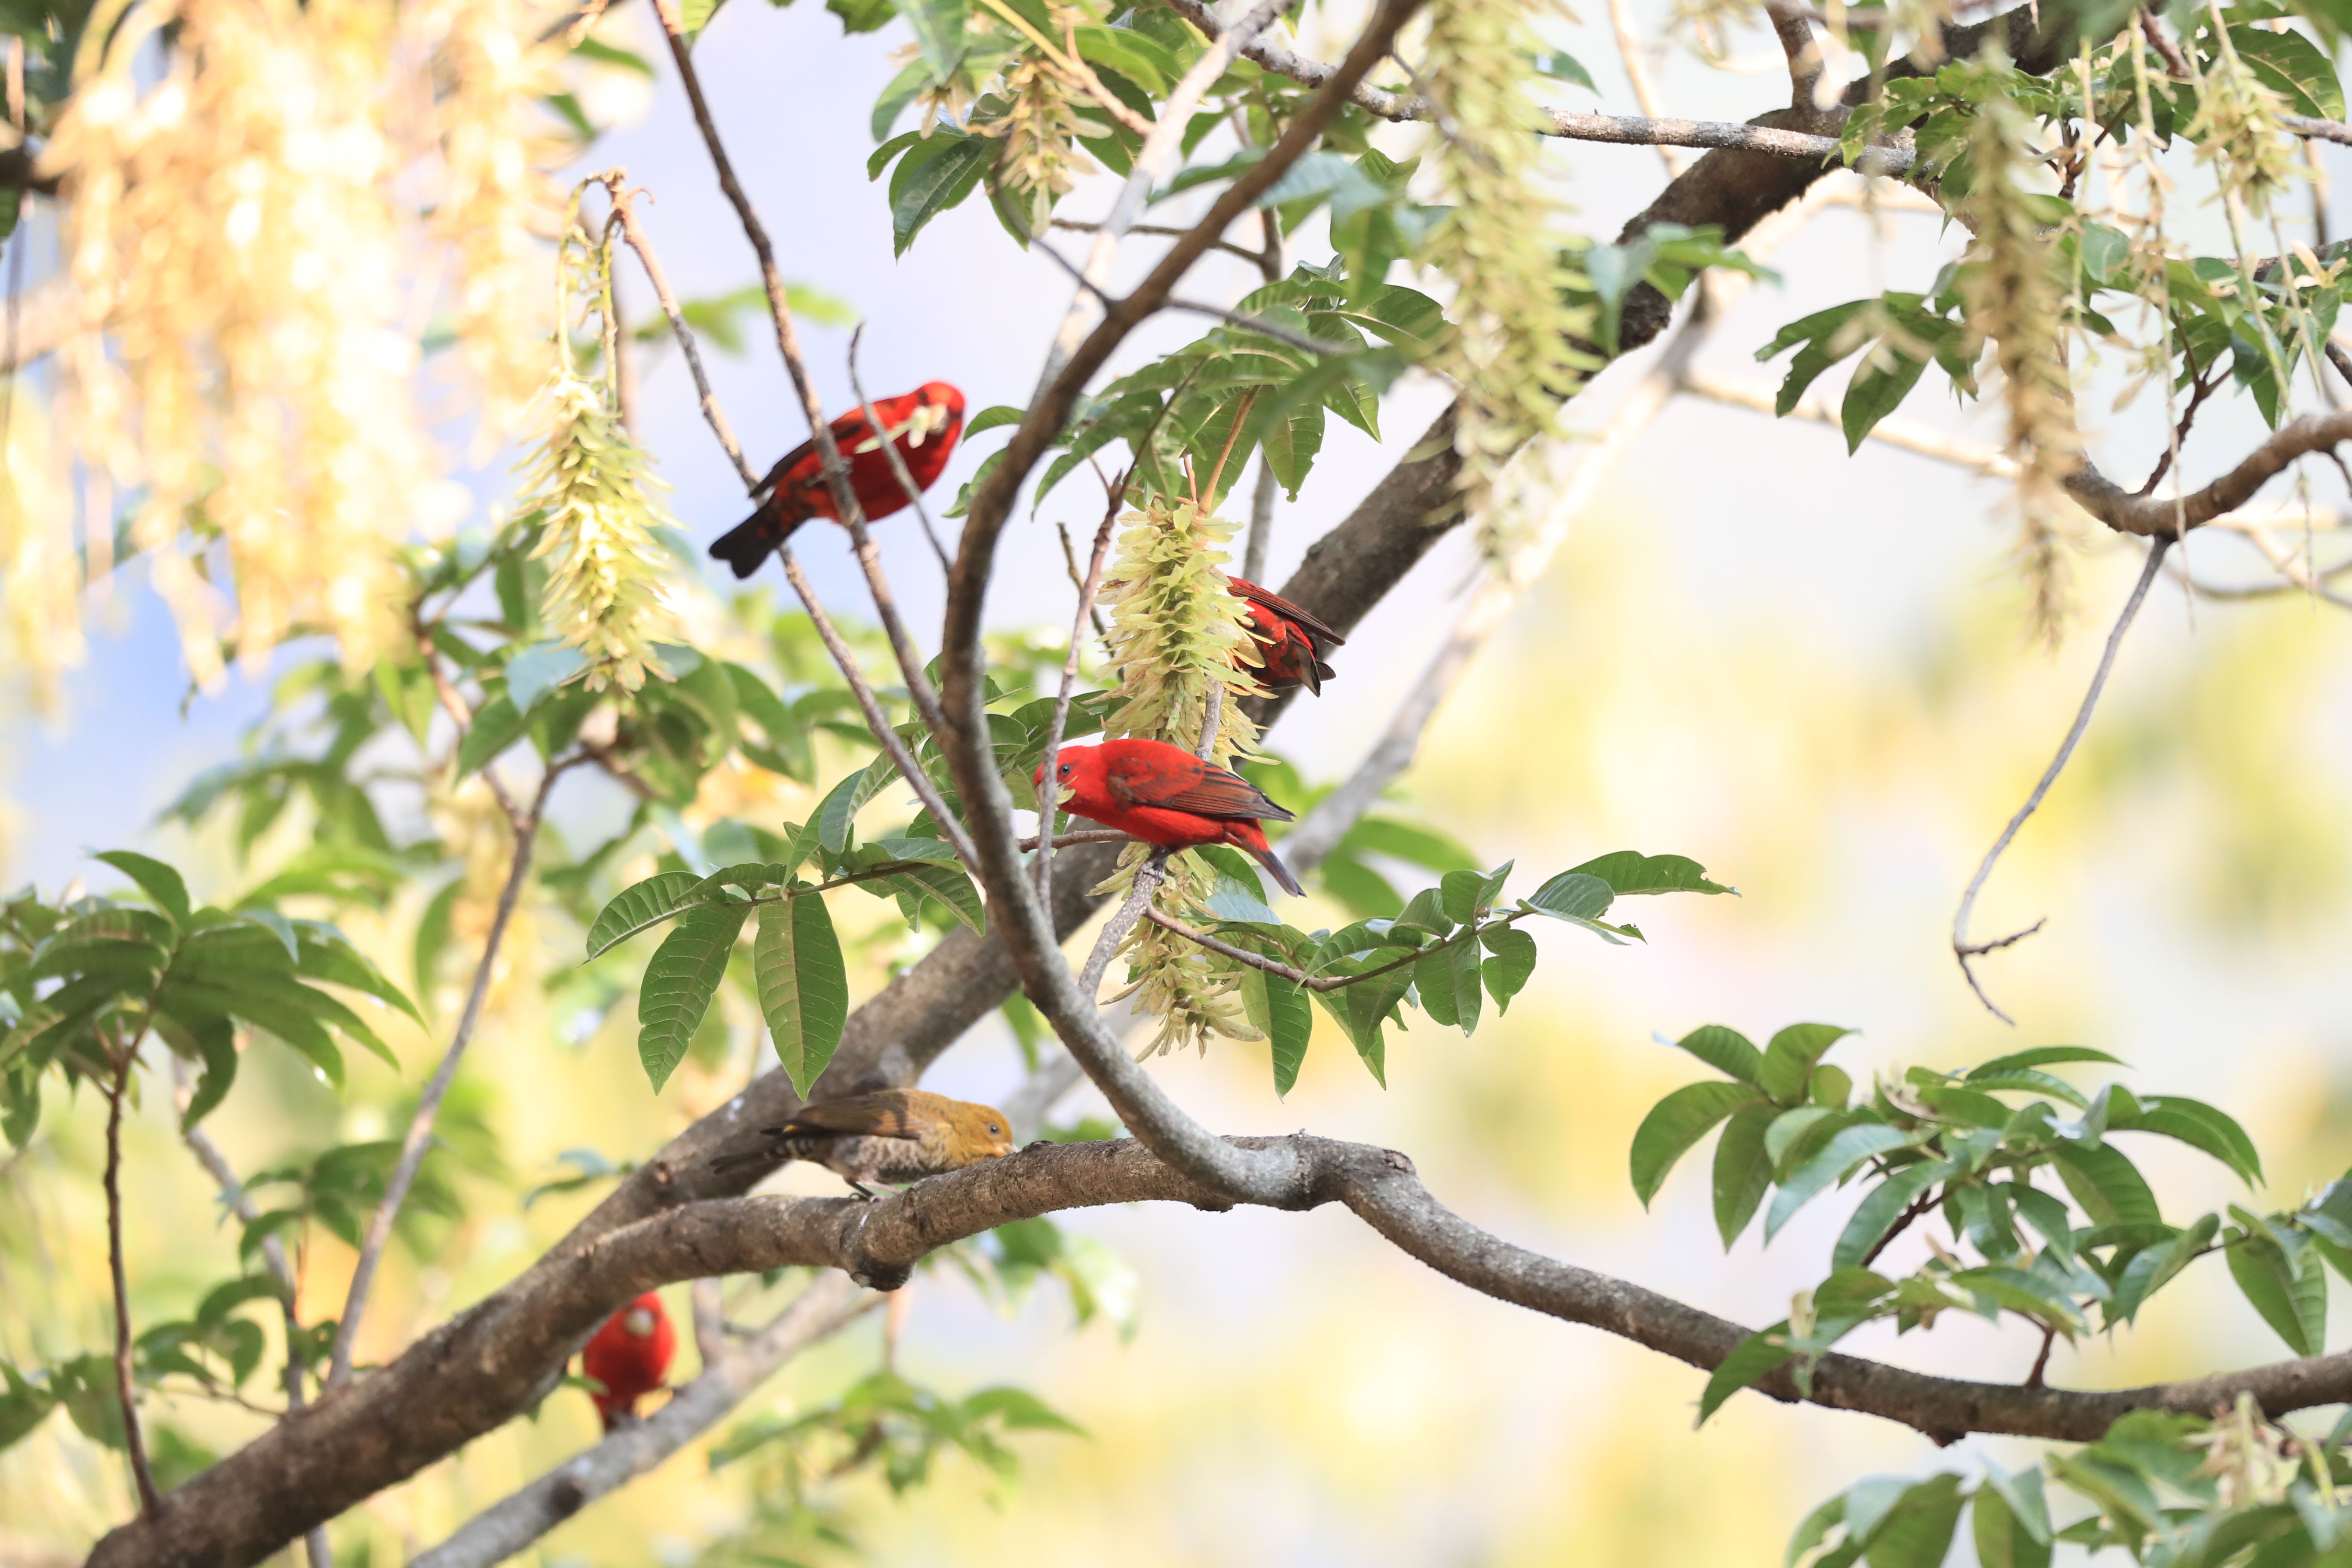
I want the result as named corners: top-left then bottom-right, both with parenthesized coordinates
top-left (1419, 0), bottom-right (1598, 551)
top-left (32, 0), bottom-right (562, 689)
top-left (520, 211), bottom-right (680, 695)
top-left (1955, 66), bottom-right (2083, 638)
top-left (1092, 493), bottom-right (1268, 1055)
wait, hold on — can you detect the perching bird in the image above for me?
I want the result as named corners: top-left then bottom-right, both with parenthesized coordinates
top-left (1035, 738), bottom-right (1304, 896)
top-left (581, 1291), bottom-right (676, 1432)
top-left (1229, 576), bottom-right (1344, 695)
top-left (710, 1088), bottom-right (1018, 1196)
top-left (707, 381), bottom-right (966, 578)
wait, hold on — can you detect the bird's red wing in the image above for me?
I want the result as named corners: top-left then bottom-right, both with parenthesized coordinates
top-left (782, 1092), bottom-right (922, 1139)
top-left (1111, 755), bottom-right (1295, 823)
top-left (1229, 577), bottom-right (1345, 650)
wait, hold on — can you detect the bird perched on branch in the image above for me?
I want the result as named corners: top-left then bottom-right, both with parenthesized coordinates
top-left (1037, 738), bottom-right (1304, 896)
top-left (710, 1088), bottom-right (1017, 1196)
top-left (582, 1291), bottom-right (676, 1432)
top-left (707, 380), bottom-right (966, 578)
top-left (1229, 576), bottom-right (1343, 695)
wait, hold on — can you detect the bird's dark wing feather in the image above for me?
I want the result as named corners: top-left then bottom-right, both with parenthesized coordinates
top-left (1112, 755), bottom-right (1294, 822)
top-left (782, 1091), bottom-right (922, 1139)
top-left (1230, 577), bottom-right (1344, 651)
top-left (754, 413), bottom-right (879, 499)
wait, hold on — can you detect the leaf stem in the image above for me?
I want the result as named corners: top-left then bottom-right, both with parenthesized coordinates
top-left (104, 1036), bottom-right (160, 1515)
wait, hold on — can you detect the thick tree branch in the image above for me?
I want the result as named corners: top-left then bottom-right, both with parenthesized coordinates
top-left (87, 1131), bottom-right (2352, 1568)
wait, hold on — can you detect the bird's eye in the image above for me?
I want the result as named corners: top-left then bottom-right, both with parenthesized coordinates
top-left (988, 1123), bottom-right (1002, 1136)
top-left (1057, 763), bottom-right (1073, 777)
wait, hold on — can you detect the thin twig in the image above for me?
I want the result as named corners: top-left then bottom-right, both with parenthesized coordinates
top-left (330, 767), bottom-right (558, 1389)
top-left (2139, 356), bottom-right (2220, 496)
top-left (1032, 239), bottom-right (1353, 358)
top-left (1859, 1187), bottom-right (1940, 1269)
top-left (174, 1060), bottom-right (331, 1568)
top-left (2026, 1322), bottom-right (2061, 1387)
top-left (1078, 850), bottom-right (1169, 1000)
top-left (1605, 0), bottom-right (1686, 176)
top-left (1034, 481), bottom-right (1124, 912)
top-left (603, 178), bottom-right (760, 492)
top-left (1050, 217), bottom-right (1268, 266)
top-left (1243, 459), bottom-right (1279, 582)
top-left (846, 323), bottom-right (953, 576)
top-left (649, 0), bottom-right (955, 756)
top-left (1952, 538), bottom-right (2174, 1024)
top-left (775, 546), bottom-right (980, 866)
top-left (104, 1041), bottom-right (160, 1515)
top-left (1035, 0), bottom-right (1292, 393)
top-left (1762, 0), bottom-right (1825, 111)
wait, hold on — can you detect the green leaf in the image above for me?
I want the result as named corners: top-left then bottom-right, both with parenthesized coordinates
top-left (1239, 963), bottom-right (1311, 1097)
top-left (1697, 1326), bottom-right (1793, 1424)
top-left (179, 1017), bottom-right (239, 1131)
top-left (1477, 925), bottom-right (1537, 1012)
top-left (1831, 1160), bottom-right (1951, 1269)
top-left (1759, 1023), bottom-right (1853, 1105)
top-left (1713, 1102), bottom-right (1777, 1247)
top-left (1766, 1124), bottom-right (1929, 1241)
top-left (93, 850), bottom-right (191, 927)
top-left (883, 861), bottom-right (987, 935)
top-left (1530, 48), bottom-right (1595, 89)
top-left (1631, 1081), bottom-right (1763, 1206)
top-left (2229, 1230), bottom-right (2328, 1355)
top-left (1525, 871), bottom-right (1612, 921)
top-left (756, 895), bottom-right (849, 1096)
top-left (1863, 1474), bottom-right (1965, 1568)
top-left (0, 1366), bottom-right (57, 1453)
top-left (637, 901), bottom-right (751, 1094)
top-left (1667, 1024), bottom-right (1764, 1087)
top-left (893, 0), bottom-right (968, 77)
top-left (2116, 1095), bottom-right (2263, 1185)
top-left (1978, 1459), bottom-right (2054, 1549)
top-left (456, 695), bottom-right (527, 778)
top-left (586, 872), bottom-right (712, 959)
top-left (2110, 1213), bottom-right (2218, 1323)
top-left (680, 0), bottom-right (728, 40)
top-left (818, 757), bottom-right (898, 854)
top-left (1562, 850), bottom-right (1733, 896)
top-left (1965, 1046), bottom-right (2122, 1080)
top-left (413, 878), bottom-right (463, 1002)
top-left (1412, 939), bottom-right (1482, 1035)
top-left (2231, 24), bottom-right (2345, 119)
top-left (889, 131), bottom-right (991, 257)
top-left (1841, 346), bottom-right (1931, 453)
top-left (2052, 1143), bottom-right (2161, 1228)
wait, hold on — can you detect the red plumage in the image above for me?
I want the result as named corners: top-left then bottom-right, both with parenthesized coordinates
top-left (1034, 738), bottom-right (1304, 897)
top-left (1229, 576), bottom-right (1343, 696)
top-left (708, 381), bottom-right (966, 578)
top-left (582, 1291), bottom-right (676, 1432)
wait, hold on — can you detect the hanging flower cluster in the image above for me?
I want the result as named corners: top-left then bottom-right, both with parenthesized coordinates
top-left (518, 193), bottom-right (681, 695)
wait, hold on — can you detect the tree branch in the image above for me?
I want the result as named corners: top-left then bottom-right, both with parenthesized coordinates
top-left (2062, 413), bottom-right (2352, 537)
top-left (937, 0), bottom-right (1427, 1211)
top-left (1951, 538), bottom-right (2172, 1023)
top-left (88, 1130), bottom-right (2352, 1568)
top-left (104, 1041), bottom-right (160, 1516)
top-left (409, 1276), bottom-right (878, 1568)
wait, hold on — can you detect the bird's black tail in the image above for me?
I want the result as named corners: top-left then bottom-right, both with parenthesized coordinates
top-left (709, 1127), bottom-right (791, 1173)
top-left (1251, 843), bottom-right (1306, 898)
top-left (708, 507), bottom-right (807, 579)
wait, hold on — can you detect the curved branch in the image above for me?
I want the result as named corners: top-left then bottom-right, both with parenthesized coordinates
top-left (933, 0), bottom-right (1427, 1210)
top-left (2063, 413), bottom-right (2352, 537)
top-left (87, 1130), bottom-right (2352, 1568)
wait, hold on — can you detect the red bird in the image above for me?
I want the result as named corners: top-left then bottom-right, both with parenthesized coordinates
top-left (1230, 576), bottom-right (1344, 695)
top-left (581, 1291), bottom-right (676, 1432)
top-left (1035, 738), bottom-right (1304, 896)
top-left (708, 381), bottom-right (966, 578)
